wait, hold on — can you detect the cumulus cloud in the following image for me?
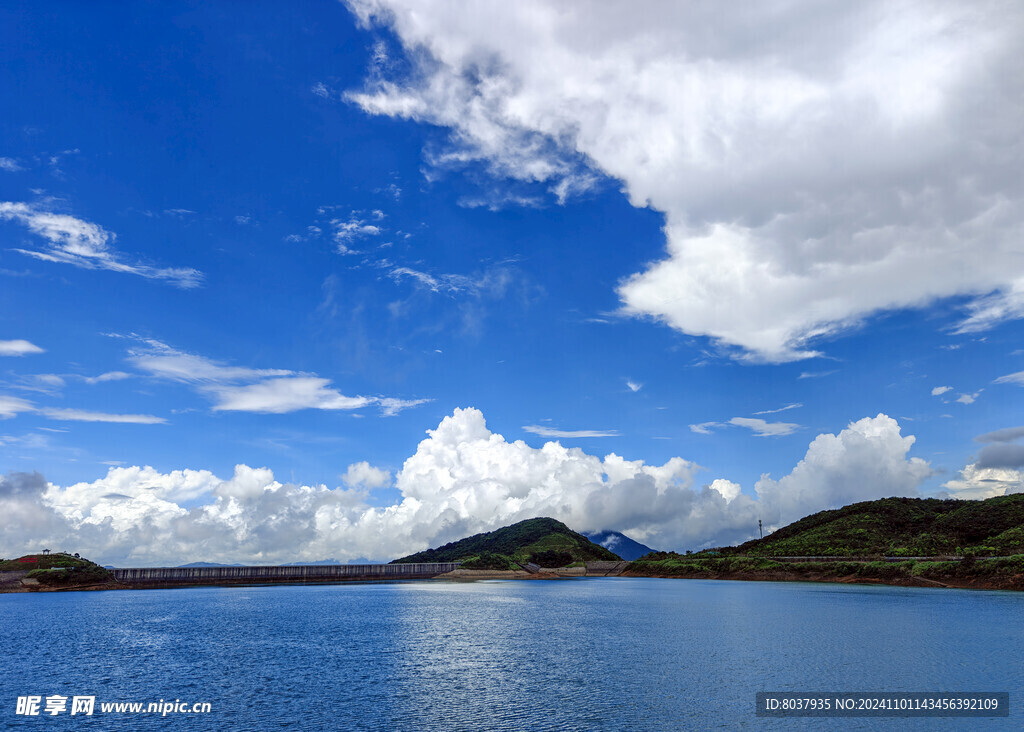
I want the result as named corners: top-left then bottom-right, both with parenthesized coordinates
top-left (626, 380), bottom-right (642, 393)
top-left (342, 461), bottom-right (392, 489)
top-left (345, 0), bottom-right (1024, 362)
top-left (0, 408), bottom-right (937, 564)
top-left (0, 339), bottom-right (44, 357)
top-left (931, 385), bottom-right (953, 396)
top-left (0, 202), bottom-right (202, 287)
top-left (708, 478), bottom-right (741, 503)
top-left (755, 414), bottom-right (932, 526)
top-left (942, 464), bottom-right (1024, 499)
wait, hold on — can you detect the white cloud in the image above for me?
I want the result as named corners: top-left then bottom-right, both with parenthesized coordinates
top-left (342, 461), bottom-right (392, 489)
top-left (0, 394), bottom-right (165, 424)
top-left (39, 408), bottom-right (166, 425)
top-left (994, 370), bottom-right (1024, 386)
top-left (0, 408), bottom-right (940, 564)
top-left (729, 417), bottom-right (800, 437)
top-left (126, 338), bottom-right (428, 417)
top-left (931, 385), bottom-right (953, 396)
top-left (799, 370), bottom-right (837, 379)
top-left (755, 414), bottom-right (932, 527)
top-left (0, 202), bottom-right (203, 287)
top-left (626, 380), bottom-right (642, 393)
top-left (127, 339), bottom-right (293, 383)
top-left (753, 403), bottom-right (802, 415)
top-left (522, 425), bottom-right (620, 438)
top-left (708, 478), bottom-right (741, 504)
top-left (942, 463), bottom-right (1024, 499)
top-left (346, 1), bottom-right (1024, 362)
top-left (376, 397), bottom-right (433, 417)
top-left (0, 396), bottom-right (35, 419)
top-left (956, 391), bottom-right (980, 405)
top-left (689, 422), bottom-right (721, 435)
top-left (209, 377), bottom-right (373, 414)
top-left (82, 371), bottom-right (133, 384)
top-left (0, 339), bottom-right (45, 356)
top-left (332, 212), bottom-right (383, 253)
top-left (0, 157), bottom-right (22, 172)
top-left (386, 265), bottom-right (512, 298)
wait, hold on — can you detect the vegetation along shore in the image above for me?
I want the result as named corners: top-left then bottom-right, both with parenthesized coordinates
top-left (4, 495), bottom-right (1022, 593)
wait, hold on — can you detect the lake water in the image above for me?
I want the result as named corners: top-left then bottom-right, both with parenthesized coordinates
top-left (1, 578), bottom-right (1020, 729)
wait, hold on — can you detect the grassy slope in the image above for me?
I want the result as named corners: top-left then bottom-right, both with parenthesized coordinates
top-left (391, 517), bottom-right (621, 566)
top-left (626, 495), bottom-right (1024, 589)
top-left (721, 494), bottom-right (1024, 557)
top-left (0, 553), bottom-right (114, 587)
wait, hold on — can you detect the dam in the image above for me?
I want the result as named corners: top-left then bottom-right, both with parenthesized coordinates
top-left (112, 563), bottom-right (461, 587)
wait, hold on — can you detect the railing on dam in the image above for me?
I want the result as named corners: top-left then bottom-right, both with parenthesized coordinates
top-left (112, 563), bottom-right (461, 583)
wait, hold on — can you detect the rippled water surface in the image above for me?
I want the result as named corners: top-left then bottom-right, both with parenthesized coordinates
top-left (2, 578), bottom-right (1021, 729)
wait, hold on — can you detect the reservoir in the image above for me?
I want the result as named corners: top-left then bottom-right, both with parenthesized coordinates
top-left (1, 578), bottom-right (1020, 729)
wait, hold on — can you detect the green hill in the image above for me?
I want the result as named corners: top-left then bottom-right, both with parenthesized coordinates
top-left (391, 517), bottom-right (621, 568)
top-left (716, 494), bottom-right (1024, 558)
top-left (626, 495), bottom-right (1024, 590)
top-left (0, 552), bottom-right (114, 588)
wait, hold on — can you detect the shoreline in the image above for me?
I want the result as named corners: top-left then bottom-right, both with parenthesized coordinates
top-left (620, 569), bottom-right (1024, 591)
top-left (3, 568), bottom-right (1022, 593)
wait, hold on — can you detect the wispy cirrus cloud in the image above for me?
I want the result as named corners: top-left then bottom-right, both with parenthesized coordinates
top-left (729, 417), bottom-right (800, 437)
top-left (0, 396), bottom-right (36, 419)
top-left (125, 338), bottom-right (429, 417)
top-left (0, 202), bottom-right (202, 288)
top-left (39, 408), bottom-right (166, 424)
top-left (0, 339), bottom-right (44, 356)
top-left (689, 422), bottom-right (722, 435)
top-left (0, 393), bottom-right (164, 424)
top-left (691, 416), bottom-right (800, 437)
top-left (995, 370), bottom-right (1024, 387)
top-left (752, 403), bottom-right (802, 416)
top-left (522, 425), bottom-right (619, 439)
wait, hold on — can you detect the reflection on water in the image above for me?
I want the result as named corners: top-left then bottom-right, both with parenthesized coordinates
top-left (1, 579), bottom-right (1021, 729)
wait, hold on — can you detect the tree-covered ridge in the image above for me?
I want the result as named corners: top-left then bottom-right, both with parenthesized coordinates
top-left (716, 494), bottom-right (1024, 557)
top-left (0, 553), bottom-right (114, 587)
top-left (391, 517), bottom-right (621, 565)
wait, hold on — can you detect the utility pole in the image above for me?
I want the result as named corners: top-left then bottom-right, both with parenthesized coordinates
top-left (758, 519), bottom-right (763, 540)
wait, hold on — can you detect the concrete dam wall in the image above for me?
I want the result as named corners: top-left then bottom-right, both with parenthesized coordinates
top-left (112, 563), bottom-right (461, 585)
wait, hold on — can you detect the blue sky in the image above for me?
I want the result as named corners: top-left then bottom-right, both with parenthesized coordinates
top-left (2, 2), bottom-right (1023, 564)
